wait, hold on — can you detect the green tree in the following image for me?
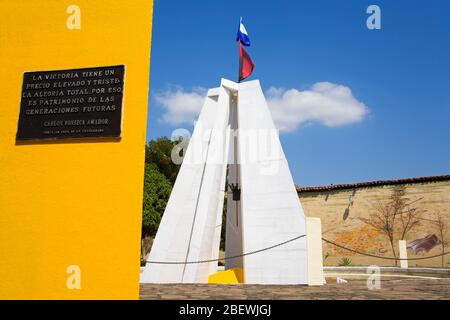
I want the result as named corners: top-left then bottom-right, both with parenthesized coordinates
top-left (145, 137), bottom-right (181, 183)
top-left (141, 163), bottom-right (172, 238)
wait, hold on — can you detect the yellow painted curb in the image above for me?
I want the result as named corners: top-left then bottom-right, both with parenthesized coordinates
top-left (208, 268), bottom-right (244, 284)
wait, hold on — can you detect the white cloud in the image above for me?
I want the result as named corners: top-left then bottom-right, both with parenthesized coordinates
top-left (156, 82), bottom-right (369, 133)
top-left (155, 87), bottom-right (207, 125)
top-left (266, 82), bottom-right (369, 133)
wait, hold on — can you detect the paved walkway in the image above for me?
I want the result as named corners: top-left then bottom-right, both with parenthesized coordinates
top-left (140, 279), bottom-right (450, 300)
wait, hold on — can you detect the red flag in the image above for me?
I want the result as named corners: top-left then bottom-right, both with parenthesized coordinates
top-left (238, 41), bottom-right (254, 82)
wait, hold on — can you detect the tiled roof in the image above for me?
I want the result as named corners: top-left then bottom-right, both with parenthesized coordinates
top-left (296, 174), bottom-right (450, 193)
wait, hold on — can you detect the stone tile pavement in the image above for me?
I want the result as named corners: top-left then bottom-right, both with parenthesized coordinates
top-left (140, 279), bottom-right (450, 300)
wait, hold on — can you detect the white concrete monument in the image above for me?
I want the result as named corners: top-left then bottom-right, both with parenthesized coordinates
top-left (141, 79), bottom-right (310, 284)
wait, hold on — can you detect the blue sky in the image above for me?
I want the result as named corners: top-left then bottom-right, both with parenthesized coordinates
top-left (146, 0), bottom-right (450, 186)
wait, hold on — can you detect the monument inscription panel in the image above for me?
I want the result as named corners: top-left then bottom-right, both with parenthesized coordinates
top-left (16, 65), bottom-right (125, 140)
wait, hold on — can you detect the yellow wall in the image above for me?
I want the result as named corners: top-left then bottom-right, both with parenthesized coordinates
top-left (0, 0), bottom-right (153, 299)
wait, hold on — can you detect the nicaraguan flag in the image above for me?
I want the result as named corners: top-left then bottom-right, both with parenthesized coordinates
top-left (236, 17), bottom-right (251, 46)
top-left (238, 43), bottom-right (255, 82)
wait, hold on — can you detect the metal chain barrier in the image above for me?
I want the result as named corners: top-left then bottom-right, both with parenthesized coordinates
top-left (145, 234), bottom-right (450, 265)
top-left (322, 237), bottom-right (450, 261)
top-left (146, 234), bottom-right (306, 265)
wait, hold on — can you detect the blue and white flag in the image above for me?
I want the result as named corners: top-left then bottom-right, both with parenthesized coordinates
top-left (236, 17), bottom-right (251, 46)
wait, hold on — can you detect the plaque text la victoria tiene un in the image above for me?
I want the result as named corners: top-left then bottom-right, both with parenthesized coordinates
top-left (16, 65), bottom-right (125, 141)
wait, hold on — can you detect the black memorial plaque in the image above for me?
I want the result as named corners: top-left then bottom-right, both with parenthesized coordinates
top-left (16, 65), bottom-right (125, 141)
